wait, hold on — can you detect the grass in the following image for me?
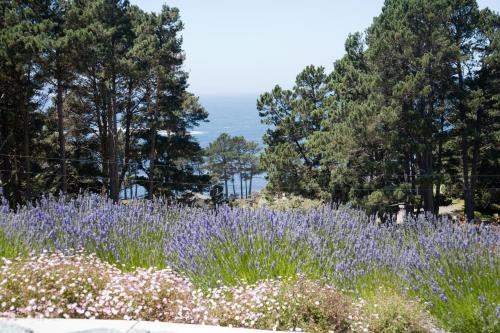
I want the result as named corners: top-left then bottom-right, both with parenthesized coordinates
top-left (0, 230), bottom-right (30, 259)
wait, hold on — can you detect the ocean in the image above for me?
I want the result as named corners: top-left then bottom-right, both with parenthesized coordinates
top-left (193, 94), bottom-right (268, 194)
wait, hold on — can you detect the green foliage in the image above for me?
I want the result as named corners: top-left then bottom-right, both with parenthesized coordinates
top-left (258, 0), bottom-right (500, 218)
top-left (257, 65), bottom-right (330, 198)
top-left (0, 230), bottom-right (29, 260)
top-left (366, 191), bottom-right (391, 216)
top-left (209, 184), bottom-right (224, 206)
top-left (0, 0), bottom-right (208, 204)
top-left (272, 279), bottom-right (352, 333)
top-left (205, 133), bottom-right (261, 199)
top-left (361, 290), bottom-right (433, 333)
top-left (255, 193), bottom-right (325, 211)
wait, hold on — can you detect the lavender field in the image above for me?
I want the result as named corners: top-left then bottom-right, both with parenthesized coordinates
top-left (0, 193), bottom-right (498, 333)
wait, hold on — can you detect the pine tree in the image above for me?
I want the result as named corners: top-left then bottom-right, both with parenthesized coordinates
top-left (1, 1), bottom-right (209, 204)
top-left (205, 133), bottom-right (236, 199)
top-left (257, 66), bottom-right (330, 197)
top-left (0, 0), bottom-right (52, 204)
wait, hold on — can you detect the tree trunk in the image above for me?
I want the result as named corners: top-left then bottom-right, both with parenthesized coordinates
top-left (148, 74), bottom-right (161, 199)
top-left (467, 107), bottom-right (482, 221)
top-left (107, 101), bottom-right (117, 201)
top-left (108, 70), bottom-right (119, 203)
top-left (239, 171), bottom-right (243, 199)
top-left (457, 62), bottom-right (474, 221)
top-left (93, 71), bottom-right (108, 194)
top-left (249, 169), bottom-right (253, 196)
top-left (13, 155), bottom-right (21, 205)
top-left (460, 114), bottom-right (473, 220)
top-left (294, 139), bottom-right (312, 168)
top-left (434, 115), bottom-right (445, 216)
top-left (423, 183), bottom-right (434, 214)
top-left (421, 148), bottom-right (434, 214)
top-left (434, 181), bottom-right (441, 216)
top-left (20, 91), bottom-right (31, 202)
top-left (223, 168), bottom-right (228, 199)
top-left (120, 79), bottom-right (133, 187)
top-left (134, 166), bottom-right (138, 198)
top-left (404, 151), bottom-right (413, 215)
top-left (410, 154), bottom-right (417, 215)
top-left (232, 176), bottom-right (236, 197)
top-left (56, 68), bottom-right (67, 194)
top-left (0, 104), bottom-right (11, 201)
top-left (148, 126), bottom-right (156, 199)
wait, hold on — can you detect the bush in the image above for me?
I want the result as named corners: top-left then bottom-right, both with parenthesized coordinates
top-left (274, 278), bottom-right (352, 333)
top-left (0, 253), bottom-right (353, 332)
top-left (254, 192), bottom-right (325, 210)
top-left (359, 291), bottom-right (434, 333)
top-left (0, 252), bottom-right (195, 321)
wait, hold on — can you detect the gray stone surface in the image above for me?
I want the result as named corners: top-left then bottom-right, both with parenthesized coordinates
top-left (0, 319), bottom-right (136, 333)
top-left (0, 321), bottom-right (34, 333)
top-left (0, 319), bottom-right (281, 333)
top-left (132, 321), bottom-right (275, 333)
top-left (67, 329), bottom-right (122, 333)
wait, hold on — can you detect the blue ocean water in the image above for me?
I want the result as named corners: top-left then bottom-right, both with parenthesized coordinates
top-left (193, 95), bottom-right (268, 194)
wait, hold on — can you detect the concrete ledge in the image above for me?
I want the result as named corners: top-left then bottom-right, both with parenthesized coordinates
top-left (0, 321), bottom-right (34, 333)
top-left (0, 319), bottom-right (279, 333)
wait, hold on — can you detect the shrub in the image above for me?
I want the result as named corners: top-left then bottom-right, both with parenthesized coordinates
top-left (0, 253), bottom-right (354, 332)
top-left (359, 290), bottom-right (434, 333)
top-left (0, 251), bottom-right (114, 319)
top-left (254, 192), bottom-right (326, 210)
top-left (278, 278), bottom-right (353, 333)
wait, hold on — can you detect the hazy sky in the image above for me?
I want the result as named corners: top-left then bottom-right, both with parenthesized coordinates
top-left (130, 0), bottom-right (500, 96)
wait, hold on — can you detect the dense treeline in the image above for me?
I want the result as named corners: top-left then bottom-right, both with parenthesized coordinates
top-left (205, 133), bottom-right (261, 199)
top-left (259, 0), bottom-right (500, 220)
top-left (0, 0), bottom-right (209, 205)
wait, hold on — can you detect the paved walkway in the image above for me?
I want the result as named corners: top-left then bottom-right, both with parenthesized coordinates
top-left (0, 319), bottom-right (279, 333)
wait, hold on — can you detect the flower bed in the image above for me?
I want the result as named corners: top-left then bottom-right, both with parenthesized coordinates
top-left (0, 252), bottom-right (357, 332)
top-left (0, 194), bottom-right (498, 332)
